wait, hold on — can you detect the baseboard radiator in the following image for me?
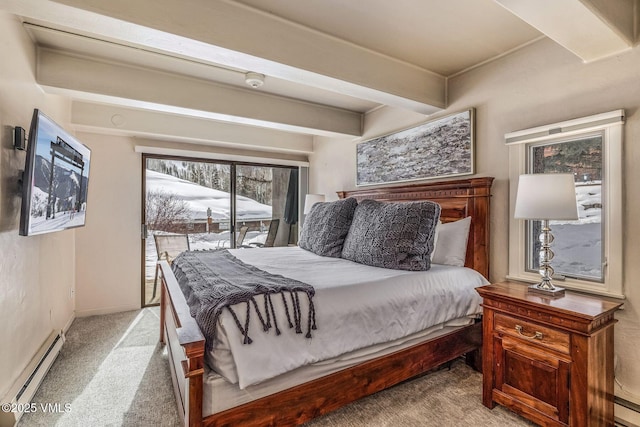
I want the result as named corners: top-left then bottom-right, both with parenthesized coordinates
top-left (616, 396), bottom-right (640, 427)
top-left (1, 330), bottom-right (65, 427)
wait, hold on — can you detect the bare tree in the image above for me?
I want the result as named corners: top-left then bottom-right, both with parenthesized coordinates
top-left (146, 189), bottom-right (190, 233)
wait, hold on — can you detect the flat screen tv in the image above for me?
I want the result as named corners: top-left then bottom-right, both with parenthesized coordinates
top-left (19, 109), bottom-right (91, 236)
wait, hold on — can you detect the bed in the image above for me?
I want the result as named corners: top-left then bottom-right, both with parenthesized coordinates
top-left (159, 176), bottom-right (494, 427)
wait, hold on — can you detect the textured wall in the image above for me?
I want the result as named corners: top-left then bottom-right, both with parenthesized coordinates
top-left (310, 37), bottom-right (640, 400)
top-left (0, 12), bottom-right (75, 399)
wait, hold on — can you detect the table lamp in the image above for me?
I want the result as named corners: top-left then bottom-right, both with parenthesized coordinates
top-left (304, 194), bottom-right (325, 214)
top-left (514, 173), bottom-right (579, 296)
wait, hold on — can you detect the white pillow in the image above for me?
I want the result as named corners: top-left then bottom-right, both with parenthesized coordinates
top-left (430, 220), bottom-right (441, 261)
top-left (431, 216), bottom-right (471, 267)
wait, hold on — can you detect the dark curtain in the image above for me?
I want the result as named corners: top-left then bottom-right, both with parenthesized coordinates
top-left (284, 169), bottom-right (298, 224)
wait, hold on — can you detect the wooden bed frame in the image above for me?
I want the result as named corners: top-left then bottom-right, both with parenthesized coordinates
top-left (159, 176), bottom-right (494, 427)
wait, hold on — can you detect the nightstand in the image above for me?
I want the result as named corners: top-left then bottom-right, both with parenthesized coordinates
top-left (476, 281), bottom-right (623, 427)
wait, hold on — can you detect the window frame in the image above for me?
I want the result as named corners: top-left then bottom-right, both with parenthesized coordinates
top-left (506, 110), bottom-right (624, 298)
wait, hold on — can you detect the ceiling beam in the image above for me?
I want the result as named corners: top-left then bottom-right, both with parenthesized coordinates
top-left (71, 102), bottom-right (314, 154)
top-left (37, 48), bottom-right (362, 137)
top-left (495, 0), bottom-right (634, 62)
top-left (580, 0), bottom-right (636, 45)
top-left (1, 0), bottom-right (445, 114)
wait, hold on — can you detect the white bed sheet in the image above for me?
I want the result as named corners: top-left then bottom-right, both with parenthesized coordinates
top-left (210, 246), bottom-right (488, 389)
top-left (203, 319), bottom-right (474, 416)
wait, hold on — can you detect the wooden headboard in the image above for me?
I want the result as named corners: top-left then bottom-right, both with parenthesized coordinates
top-left (338, 177), bottom-right (494, 279)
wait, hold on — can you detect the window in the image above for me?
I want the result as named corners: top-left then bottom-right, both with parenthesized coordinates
top-left (506, 110), bottom-right (624, 298)
top-left (141, 154), bottom-right (307, 306)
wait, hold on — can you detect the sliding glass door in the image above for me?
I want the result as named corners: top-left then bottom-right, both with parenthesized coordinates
top-left (235, 165), bottom-right (298, 248)
top-left (142, 155), bottom-right (299, 306)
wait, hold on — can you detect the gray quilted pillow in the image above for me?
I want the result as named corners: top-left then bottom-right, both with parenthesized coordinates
top-left (299, 198), bottom-right (358, 257)
top-left (341, 200), bottom-right (441, 271)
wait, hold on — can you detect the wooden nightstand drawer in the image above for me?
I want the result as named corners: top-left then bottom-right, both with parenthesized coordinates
top-left (494, 313), bottom-right (570, 354)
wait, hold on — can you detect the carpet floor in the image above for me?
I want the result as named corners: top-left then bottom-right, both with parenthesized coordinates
top-left (19, 308), bottom-right (534, 427)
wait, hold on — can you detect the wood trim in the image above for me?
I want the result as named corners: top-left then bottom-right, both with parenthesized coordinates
top-left (339, 177), bottom-right (494, 278)
top-left (477, 281), bottom-right (623, 335)
top-left (204, 322), bottom-right (481, 426)
top-left (161, 177), bottom-right (495, 426)
top-left (159, 261), bottom-right (205, 427)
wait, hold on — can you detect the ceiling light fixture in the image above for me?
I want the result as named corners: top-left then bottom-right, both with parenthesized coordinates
top-left (244, 72), bottom-right (265, 89)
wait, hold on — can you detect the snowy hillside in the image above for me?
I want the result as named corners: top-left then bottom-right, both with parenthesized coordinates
top-left (33, 155), bottom-right (88, 208)
top-left (146, 170), bottom-right (272, 221)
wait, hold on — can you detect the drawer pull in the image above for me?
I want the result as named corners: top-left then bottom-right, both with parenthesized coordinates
top-left (515, 325), bottom-right (543, 340)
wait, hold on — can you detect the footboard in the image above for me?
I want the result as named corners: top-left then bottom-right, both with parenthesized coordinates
top-left (159, 258), bottom-right (481, 427)
top-left (203, 322), bottom-right (482, 426)
top-left (159, 260), bottom-right (205, 427)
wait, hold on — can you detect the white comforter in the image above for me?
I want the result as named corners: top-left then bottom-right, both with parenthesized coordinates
top-left (209, 246), bottom-right (487, 389)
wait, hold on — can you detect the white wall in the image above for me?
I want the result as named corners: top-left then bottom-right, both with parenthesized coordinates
top-left (74, 133), bottom-right (141, 316)
top-left (0, 12), bottom-right (75, 399)
top-left (310, 37), bottom-right (640, 400)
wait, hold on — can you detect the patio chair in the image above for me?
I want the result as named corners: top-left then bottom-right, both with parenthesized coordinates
top-left (152, 233), bottom-right (190, 299)
top-left (236, 225), bottom-right (249, 248)
top-left (251, 219), bottom-right (279, 248)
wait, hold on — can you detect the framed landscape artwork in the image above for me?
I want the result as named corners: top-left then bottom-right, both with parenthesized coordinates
top-left (356, 109), bottom-right (475, 186)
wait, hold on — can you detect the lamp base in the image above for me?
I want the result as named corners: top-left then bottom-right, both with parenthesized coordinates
top-left (528, 283), bottom-right (565, 297)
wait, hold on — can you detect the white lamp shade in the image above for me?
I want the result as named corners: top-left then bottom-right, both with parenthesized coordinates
top-left (514, 174), bottom-right (579, 220)
top-left (304, 194), bottom-right (325, 214)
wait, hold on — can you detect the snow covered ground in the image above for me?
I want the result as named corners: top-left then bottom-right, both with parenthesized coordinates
top-left (548, 182), bottom-right (602, 279)
top-left (144, 229), bottom-right (269, 280)
top-left (27, 186), bottom-right (86, 235)
top-left (30, 210), bottom-right (86, 234)
top-left (144, 170), bottom-right (273, 282)
top-left (146, 170), bottom-right (272, 221)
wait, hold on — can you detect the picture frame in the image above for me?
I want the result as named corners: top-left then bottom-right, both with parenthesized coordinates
top-left (356, 109), bottom-right (475, 186)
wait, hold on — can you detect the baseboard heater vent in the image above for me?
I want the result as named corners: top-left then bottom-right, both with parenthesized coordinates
top-left (616, 396), bottom-right (640, 427)
top-left (1, 330), bottom-right (65, 427)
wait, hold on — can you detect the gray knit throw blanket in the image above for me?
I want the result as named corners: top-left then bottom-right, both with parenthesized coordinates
top-left (172, 250), bottom-right (317, 350)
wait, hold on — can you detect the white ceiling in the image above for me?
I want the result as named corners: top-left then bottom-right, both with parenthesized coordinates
top-left (236, 0), bottom-right (543, 76)
top-left (0, 0), bottom-right (637, 151)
